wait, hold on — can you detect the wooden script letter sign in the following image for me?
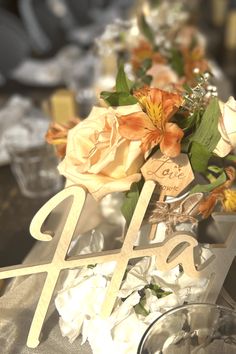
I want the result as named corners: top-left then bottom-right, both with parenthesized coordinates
top-left (0, 153), bottom-right (235, 348)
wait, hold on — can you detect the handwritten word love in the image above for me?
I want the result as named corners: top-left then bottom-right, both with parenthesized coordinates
top-left (142, 151), bottom-right (194, 197)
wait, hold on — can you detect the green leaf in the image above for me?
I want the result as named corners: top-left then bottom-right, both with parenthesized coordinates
top-left (190, 171), bottom-right (227, 194)
top-left (138, 14), bottom-right (155, 44)
top-left (191, 97), bottom-right (221, 151)
top-left (149, 284), bottom-right (172, 298)
top-left (100, 91), bottom-right (137, 106)
top-left (116, 64), bottom-right (132, 93)
top-left (225, 154), bottom-right (236, 163)
top-left (142, 75), bottom-right (152, 85)
top-left (183, 83), bottom-right (193, 94)
top-left (169, 48), bottom-right (184, 77)
top-left (121, 182), bottom-right (142, 227)
top-left (177, 111), bottom-right (200, 131)
top-left (87, 264), bottom-right (96, 269)
top-left (190, 35), bottom-right (198, 51)
top-left (134, 299), bottom-right (149, 316)
top-left (181, 137), bottom-right (191, 153)
top-left (190, 141), bottom-right (212, 173)
top-left (142, 58), bottom-right (152, 71)
top-left (207, 165), bottom-right (224, 174)
top-left (150, 0), bottom-right (161, 7)
top-left (136, 59), bottom-right (152, 78)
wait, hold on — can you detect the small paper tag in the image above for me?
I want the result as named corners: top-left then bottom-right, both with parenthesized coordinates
top-left (141, 151), bottom-right (194, 197)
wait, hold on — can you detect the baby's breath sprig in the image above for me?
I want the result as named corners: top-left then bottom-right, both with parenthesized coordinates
top-left (182, 70), bottom-right (218, 115)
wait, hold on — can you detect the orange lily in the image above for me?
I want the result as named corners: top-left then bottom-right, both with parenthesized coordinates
top-left (118, 87), bottom-right (184, 157)
top-left (46, 117), bottom-right (80, 158)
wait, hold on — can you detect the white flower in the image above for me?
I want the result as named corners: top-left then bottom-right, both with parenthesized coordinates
top-left (119, 257), bottom-right (154, 298)
top-left (55, 261), bottom-right (116, 342)
top-left (55, 252), bottom-right (209, 354)
top-left (214, 96), bottom-right (236, 157)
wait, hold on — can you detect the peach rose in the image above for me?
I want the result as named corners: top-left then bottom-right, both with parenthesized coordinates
top-left (58, 105), bottom-right (144, 200)
top-left (147, 64), bottom-right (178, 90)
top-left (214, 97), bottom-right (236, 157)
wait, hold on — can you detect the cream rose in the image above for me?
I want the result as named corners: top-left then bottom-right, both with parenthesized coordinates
top-left (147, 64), bottom-right (178, 90)
top-left (214, 96), bottom-right (236, 157)
top-left (58, 104), bottom-right (144, 200)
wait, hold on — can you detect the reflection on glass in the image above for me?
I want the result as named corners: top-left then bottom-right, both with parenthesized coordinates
top-left (138, 303), bottom-right (236, 354)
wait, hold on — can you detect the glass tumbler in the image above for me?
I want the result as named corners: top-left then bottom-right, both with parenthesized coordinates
top-left (4, 117), bottom-right (62, 198)
top-left (138, 303), bottom-right (236, 354)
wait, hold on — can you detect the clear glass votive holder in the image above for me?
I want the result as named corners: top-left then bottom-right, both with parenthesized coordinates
top-left (6, 142), bottom-right (62, 198)
top-left (138, 303), bottom-right (236, 354)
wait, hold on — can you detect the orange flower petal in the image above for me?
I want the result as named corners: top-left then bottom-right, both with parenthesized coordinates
top-left (159, 122), bottom-right (184, 157)
top-left (198, 194), bottom-right (219, 218)
top-left (134, 87), bottom-right (183, 127)
top-left (150, 89), bottom-right (183, 120)
top-left (140, 130), bottom-right (162, 153)
top-left (45, 118), bottom-right (80, 158)
top-left (118, 112), bottom-right (155, 140)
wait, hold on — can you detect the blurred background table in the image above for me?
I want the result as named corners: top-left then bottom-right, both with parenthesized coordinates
top-left (0, 163), bottom-right (48, 267)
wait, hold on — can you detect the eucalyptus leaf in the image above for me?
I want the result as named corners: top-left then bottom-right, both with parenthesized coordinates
top-left (190, 171), bottom-right (226, 194)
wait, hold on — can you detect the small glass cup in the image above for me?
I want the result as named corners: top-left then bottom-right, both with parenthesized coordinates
top-left (138, 303), bottom-right (236, 354)
top-left (4, 118), bottom-right (63, 198)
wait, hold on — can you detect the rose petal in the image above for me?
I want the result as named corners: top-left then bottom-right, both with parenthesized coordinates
top-left (58, 158), bottom-right (142, 200)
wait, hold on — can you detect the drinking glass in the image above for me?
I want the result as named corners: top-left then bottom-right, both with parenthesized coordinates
top-left (4, 117), bottom-right (62, 198)
top-left (138, 303), bottom-right (236, 354)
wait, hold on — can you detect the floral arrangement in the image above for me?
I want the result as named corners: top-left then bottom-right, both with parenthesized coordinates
top-left (95, 0), bottom-right (208, 93)
top-left (48, 65), bottom-right (236, 212)
top-left (45, 2), bottom-right (236, 353)
top-left (46, 63), bottom-right (236, 352)
top-left (130, 1), bottom-right (208, 90)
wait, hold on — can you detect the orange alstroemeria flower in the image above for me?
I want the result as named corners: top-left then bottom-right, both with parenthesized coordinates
top-left (131, 40), bottom-right (166, 72)
top-left (182, 46), bottom-right (209, 83)
top-left (46, 117), bottom-right (80, 158)
top-left (118, 87), bottom-right (184, 157)
top-left (198, 167), bottom-right (236, 218)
